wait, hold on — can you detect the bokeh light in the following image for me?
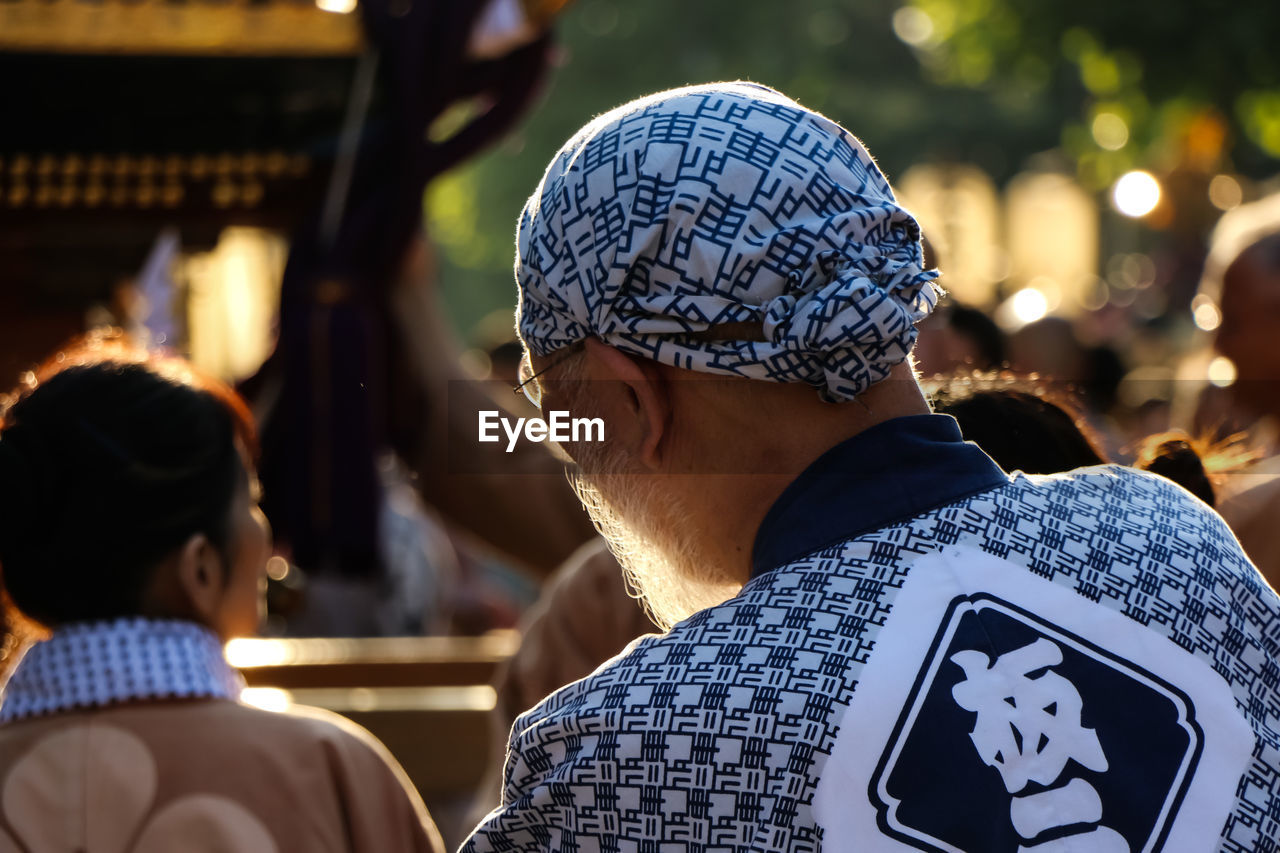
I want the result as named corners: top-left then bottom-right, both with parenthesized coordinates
top-left (1112, 170), bottom-right (1161, 218)
top-left (1208, 355), bottom-right (1237, 387)
top-left (266, 555), bottom-right (291, 582)
top-left (1091, 112), bottom-right (1129, 150)
top-left (315, 0), bottom-right (357, 14)
top-left (240, 687), bottom-right (293, 712)
top-left (1010, 287), bottom-right (1049, 324)
top-left (1191, 295), bottom-right (1222, 331)
top-left (892, 7), bottom-right (935, 47)
top-left (1208, 174), bottom-right (1243, 211)
top-left (225, 638), bottom-right (291, 668)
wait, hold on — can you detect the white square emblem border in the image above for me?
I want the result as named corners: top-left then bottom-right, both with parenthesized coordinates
top-left (813, 545), bottom-right (1254, 852)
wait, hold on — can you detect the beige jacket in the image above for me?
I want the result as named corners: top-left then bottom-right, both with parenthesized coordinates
top-left (0, 699), bottom-right (445, 853)
top-left (0, 619), bottom-right (443, 853)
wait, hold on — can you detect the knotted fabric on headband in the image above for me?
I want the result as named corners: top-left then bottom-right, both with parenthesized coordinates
top-left (516, 81), bottom-right (941, 402)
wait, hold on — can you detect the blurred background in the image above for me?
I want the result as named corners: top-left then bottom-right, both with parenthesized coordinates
top-left (6, 0), bottom-right (1280, 428)
top-left (2, 0), bottom-right (1278, 844)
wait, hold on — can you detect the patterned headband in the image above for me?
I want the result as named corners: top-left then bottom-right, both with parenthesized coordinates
top-left (515, 81), bottom-right (941, 402)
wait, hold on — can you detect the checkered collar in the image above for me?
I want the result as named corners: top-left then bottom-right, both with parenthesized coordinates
top-left (0, 618), bottom-right (243, 723)
top-left (750, 413), bottom-right (1010, 578)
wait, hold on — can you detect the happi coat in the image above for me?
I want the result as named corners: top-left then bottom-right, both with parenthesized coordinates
top-left (0, 619), bottom-right (443, 853)
top-left (465, 414), bottom-right (1280, 852)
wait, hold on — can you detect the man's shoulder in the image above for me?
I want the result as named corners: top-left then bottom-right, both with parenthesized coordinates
top-left (514, 463), bottom-right (1239, 736)
top-left (511, 462), bottom-right (1264, 752)
top-left (495, 596), bottom-right (849, 847)
top-left (999, 463), bottom-right (1233, 536)
top-left (510, 563), bottom-right (900, 782)
top-left (1017, 461), bottom-right (1204, 505)
top-left (512, 613), bottom-right (728, 729)
top-left (513, 592), bottom-right (829, 737)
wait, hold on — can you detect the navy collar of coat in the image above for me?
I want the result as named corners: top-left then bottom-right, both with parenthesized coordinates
top-left (750, 413), bottom-right (1010, 579)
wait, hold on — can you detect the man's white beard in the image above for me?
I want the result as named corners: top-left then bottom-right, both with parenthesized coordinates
top-left (569, 444), bottom-right (742, 632)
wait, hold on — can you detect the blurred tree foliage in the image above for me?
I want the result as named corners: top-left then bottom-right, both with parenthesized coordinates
top-left (901, 0), bottom-right (1280, 186)
top-left (428, 0), bottom-right (1278, 341)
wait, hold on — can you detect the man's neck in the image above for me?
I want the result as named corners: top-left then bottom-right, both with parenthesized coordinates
top-left (662, 362), bottom-right (932, 583)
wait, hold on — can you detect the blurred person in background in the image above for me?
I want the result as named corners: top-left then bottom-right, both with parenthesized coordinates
top-left (1194, 192), bottom-right (1280, 588)
top-left (913, 302), bottom-right (1007, 375)
top-left (908, 237), bottom-right (1007, 378)
top-left (463, 83), bottom-right (1279, 850)
top-left (0, 334), bottom-right (443, 852)
top-left (1007, 316), bottom-right (1127, 460)
top-left (1133, 432), bottom-right (1219, 510)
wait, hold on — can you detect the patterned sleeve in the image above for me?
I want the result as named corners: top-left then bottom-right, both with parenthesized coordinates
top-left (463, 703), bottom-right (589, 851)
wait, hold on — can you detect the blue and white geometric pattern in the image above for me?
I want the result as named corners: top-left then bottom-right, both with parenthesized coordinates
top-left (516, 82), bottom-right (941, 402)
top-left (0, 618), bottom-right (243, 721)
top-left (465, 467), bottom-right (1280, 851)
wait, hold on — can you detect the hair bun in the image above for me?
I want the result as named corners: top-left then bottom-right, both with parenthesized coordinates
top-left (1135, 433), bottom-right (1216, 508)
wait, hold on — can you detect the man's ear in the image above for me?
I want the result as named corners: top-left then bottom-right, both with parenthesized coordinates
top-left (175, 533), bottom-right (227, 625)
top-left (582, 338), bottom-right (670, 469)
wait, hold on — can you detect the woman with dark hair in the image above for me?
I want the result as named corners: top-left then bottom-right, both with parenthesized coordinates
top-left (0, 334), bottom-right (443, 852)
top-left (930, 375), bottom-right (1223, 507)
top-left (928, 379), bottom-right (1108, 475)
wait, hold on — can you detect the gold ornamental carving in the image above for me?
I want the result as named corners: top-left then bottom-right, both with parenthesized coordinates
top-left (0, 0), bottom-right (364, 56)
